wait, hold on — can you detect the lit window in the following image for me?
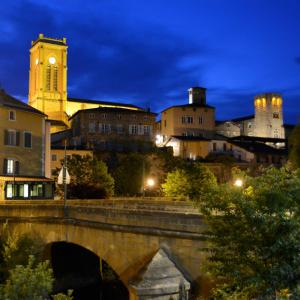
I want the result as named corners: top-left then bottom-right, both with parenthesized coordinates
top-left (277, 98), bottom-right (281, 106)
top-left (7, 159), bottom-right (14, 174)
top-left (24, 132), bottom-right (32, 148)
top-left (6, 184), bottom-right (13, 198)
top-left (8, 111), bottom-right (16, 121)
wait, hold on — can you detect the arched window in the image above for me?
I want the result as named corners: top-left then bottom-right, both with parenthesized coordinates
top-left (46, 65), bottom-right (51, 91)
top-left (53, 65), bottom-right (58, 91)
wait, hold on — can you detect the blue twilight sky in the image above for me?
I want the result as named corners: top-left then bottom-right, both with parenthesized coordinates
top-left (0, 0), bottom-right (300, 123)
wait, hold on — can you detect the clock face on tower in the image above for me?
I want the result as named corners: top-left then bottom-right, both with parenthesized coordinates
top-left (49, 56), bottom-right (56, 64)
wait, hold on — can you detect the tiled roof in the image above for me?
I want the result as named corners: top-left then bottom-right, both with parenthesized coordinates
top-left (162, 103), bottom-right (215, 112)
top-left (69, 106), bottom-right (156, 120)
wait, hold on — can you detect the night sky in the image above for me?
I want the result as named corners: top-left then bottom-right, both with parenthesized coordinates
top-left (0, 0), bottom-right (300, 123)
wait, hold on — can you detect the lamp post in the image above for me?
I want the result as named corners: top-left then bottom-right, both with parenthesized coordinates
top-left (63, 139), bottom-right (68, 216)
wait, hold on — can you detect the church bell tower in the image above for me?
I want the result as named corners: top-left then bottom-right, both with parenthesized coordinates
top-left (28, 33), bottom-right (68, 126)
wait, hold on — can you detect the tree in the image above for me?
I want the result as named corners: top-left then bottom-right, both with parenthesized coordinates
top-left (162, 163), bottom-right (217, 200)
top-left (198, 166), bottom-right (300, 299)
top-left (0, 223), bottom-right (45, 282)
top-left (289, 123), bottom-right (300, 169)
top-left (0, 256), bottom-right (73, 300)
top-left (56, 155), bottom-right (114, 199)
top-left (112, 153), bottom-right (149, 196)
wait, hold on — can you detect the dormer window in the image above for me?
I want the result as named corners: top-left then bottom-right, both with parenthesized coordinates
top-left (9, 111), bottom-right (16, 121)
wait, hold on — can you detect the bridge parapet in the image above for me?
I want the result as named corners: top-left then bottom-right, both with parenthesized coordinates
top-left (0, 198), bottom-right (204, 237)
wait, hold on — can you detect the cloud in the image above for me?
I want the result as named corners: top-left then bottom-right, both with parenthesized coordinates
top-left (0, 0), bottom-right (209, 111)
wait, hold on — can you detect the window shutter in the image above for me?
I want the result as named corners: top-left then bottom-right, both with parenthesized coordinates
top-left (4, 130), bottom-right (8, 145)
top-left (16, 131), bottom-right (20, 146)
top-left (3, 159), bottom-right (7, 174)
top-left (15, 161), bottom-right (20, 175)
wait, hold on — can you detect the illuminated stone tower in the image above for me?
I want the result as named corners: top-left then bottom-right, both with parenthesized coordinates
top-left (28, 33), bottom-right (68, 126)
top-left (254, 93), bottom-right (285, 138)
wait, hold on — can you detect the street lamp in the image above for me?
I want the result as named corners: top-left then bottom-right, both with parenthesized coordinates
top-left (142, 177), bottom-right (155, 197)
top-left (146, 178), bottom-right (155, 187)
top-left (234, 179), bottom-right (243, 187)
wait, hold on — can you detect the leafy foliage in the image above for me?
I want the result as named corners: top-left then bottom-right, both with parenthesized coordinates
top-left (198, 166), bottom-right (300, 299)
top-left (57, 155), bottom-right (114, 199)
top-left (0, 224), bottom-right (45, 282)
top-left (289, 123), bottom-right (300, 169)
top-left (162, 163), bottom-right (217, 200)
top-left (0, 256), bottom-right (53, 300)
top-left (111, 153), bottom-right (149, 196)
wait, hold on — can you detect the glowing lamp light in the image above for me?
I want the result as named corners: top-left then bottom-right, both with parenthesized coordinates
top-left (234, 179), bottom-right (243, 187)
top-left (49, 56), bottom-right (56, 64)
top-left (147, 178), bottom-right (155, 187)
top-left (35, 58), bottom-right (39, 65)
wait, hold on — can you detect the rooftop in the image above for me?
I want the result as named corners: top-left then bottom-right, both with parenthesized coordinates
top-left (162, 103), bottom-right (215, 113)
top-left (69, 106), bottom-right (156, 120)
top-left (0, 89), bottom-right (46, 116)
top-left (68, 97), bottom-right (142, 110)
top-left (31, 33), bottom-right (67, 47)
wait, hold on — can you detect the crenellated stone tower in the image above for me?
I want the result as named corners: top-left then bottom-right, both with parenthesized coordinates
top-left (28, 33), bottom-right (68, 126)
top-left (254, 93), bottom-right (285, 138)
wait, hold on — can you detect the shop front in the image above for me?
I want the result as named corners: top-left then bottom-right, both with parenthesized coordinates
top-left (0, 176), bottom-right (54, 200)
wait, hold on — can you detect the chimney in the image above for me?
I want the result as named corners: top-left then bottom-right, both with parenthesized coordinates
top-left (188, 87), bottom-right (206, 105)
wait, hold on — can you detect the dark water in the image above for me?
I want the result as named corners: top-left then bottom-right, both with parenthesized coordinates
top-left (68, 280), bottom-right (129, 300)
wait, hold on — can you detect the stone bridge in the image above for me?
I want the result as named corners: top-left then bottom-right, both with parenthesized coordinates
top-left (0, 198), bottom-right (209, 299)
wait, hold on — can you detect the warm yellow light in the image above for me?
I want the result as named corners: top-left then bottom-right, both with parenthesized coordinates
top-left (272, 97), bottom-right (276, 105)
top-left (262, 98), bottom-right (266, 107)
top-left (35, 58), bottom-right (39, 65)
top-left (49, 56), bottom-right (56, 64)
top-left (277, 98), bottom-right (281, 106)
top-left (256, 99), bottom-right (261, 107)
top-left (147, 178), bottom-right (155, 187)
top-left (234, 179), bottom-right (243, 187)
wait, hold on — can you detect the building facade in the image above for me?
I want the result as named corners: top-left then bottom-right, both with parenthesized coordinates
top-left (0, 90), bottom-right (53, 200)
top-left (69, 107), bottom-right (156, 151)
top-left (158, 87), bottom-right (215, 145)
top-left (216, 93), bottom-right (285, 139)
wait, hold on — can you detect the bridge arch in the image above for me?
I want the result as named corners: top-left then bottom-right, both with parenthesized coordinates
top-left (0, 200), bottom-right (208, 298)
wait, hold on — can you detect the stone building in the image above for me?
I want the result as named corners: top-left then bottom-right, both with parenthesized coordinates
top-left (69, 107), bottom-right (156, 151)
top-left (158, 87), bottom-right (215, 145)
top-left (0, 90), bottom-right (53, 200)
top-left (216, 93), bottom-right (285, 139)
top-left (28, 34), bottom-right (150, 133)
